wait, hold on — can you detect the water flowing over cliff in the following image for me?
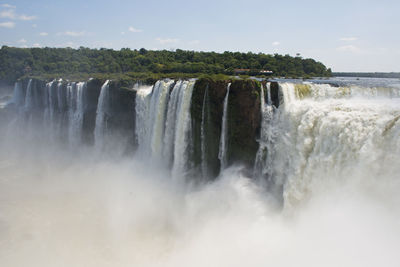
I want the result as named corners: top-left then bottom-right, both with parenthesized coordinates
top-left (3, 77), bottom-right (400, 198)
top-left (218, 83), bottom-right (231, 172)
top-left (273, 82), bottom-right (400, 207)
top-left (1, 77), bottom-right (400, 267)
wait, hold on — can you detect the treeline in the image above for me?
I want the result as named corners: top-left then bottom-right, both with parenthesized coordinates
top-left (333, 72), bottom-right (400, 78)
top-left (0, 46), bottom-right (331, 84)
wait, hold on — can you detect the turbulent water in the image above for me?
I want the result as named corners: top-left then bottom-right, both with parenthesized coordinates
top-left (0, 78), bottom-right (400, 267)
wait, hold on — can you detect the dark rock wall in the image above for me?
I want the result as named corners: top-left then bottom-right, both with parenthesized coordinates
top-left (191, 78), bottom-right (262, 178)
top-left (82, 79), bottom-right (102, 145)
top-left (227, 80), bottom-right (261, 168)
top-left (5, 77), bottom-right (267, 176)
top-left (191, 78), bottom-right (228, 179)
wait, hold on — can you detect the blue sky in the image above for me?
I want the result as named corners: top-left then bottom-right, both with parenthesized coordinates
top-left (0, 0), bottom-right (399, 71)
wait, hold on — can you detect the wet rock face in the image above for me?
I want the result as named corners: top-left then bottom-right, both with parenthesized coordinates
top-left (270, 81), bottom-right (280, 108)
top-left (191, 78), bottom-right (228, 179)
top-left (108, 80), bottom-right (137, 152)
top-left (82, 79), bottom-right (102, 145)
top-left (191, 78), bottom-right (262, 178)
top-left (227, 80), bottom-right (261, 168)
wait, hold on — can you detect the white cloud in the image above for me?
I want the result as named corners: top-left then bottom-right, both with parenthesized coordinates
top-left (156, 37), bottom-right (179, 44)
top-left (340, 37), bottom-right (357, 41)
top-left (0, 21), bottom-right (14, 28)
top-left (57, 31), bottom-right (86, 37)
top-left (32, 24), bottom-right (37, 28)
top-left (1, 4), bottom-right (16, 8)
top-left (128, 26), bottom-right (142, 33)
top-left (336, 45), bottom-right (361, 53)
top-left (17, 38), bottom-right (27, 43)
top-left (0, 9), bottom-right (36, 20)
top-left (0, 9), bottom-right (15, 19)
top-left (32, 43), bottom-right (40, 48)
top-left (39, 32), bottom-right (48, 36)
top-left (121, 31), bottom-right (125, 35)
top-left (272, 41), bottom-right (280, 46)
top-left (19, 14), bottom-right (36, 21)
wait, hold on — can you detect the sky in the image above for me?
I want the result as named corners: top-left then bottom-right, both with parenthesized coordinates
top-left (0, 0), bottom-right (399, 72)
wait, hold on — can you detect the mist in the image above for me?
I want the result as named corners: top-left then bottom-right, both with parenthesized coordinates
top-left (1, 78), bottom-right (400, 267)
top-left (0, 126), bottom-right (399, 267)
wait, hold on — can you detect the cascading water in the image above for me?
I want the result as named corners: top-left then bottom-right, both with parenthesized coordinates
top-left (218, 83), bottom-right (231, 172)
top-left (149, 80), bottom-right (174, 159)
top-left (94, 80), bottom-right (110, 151)
top-left (171, 80), bottom-right (195, 180)
top-left (9, 81), bottom-right (24, 107)
top-left (272, 82), bottom-right (400, 208)
top-left (1, 77), bottom-right (400, 267)
top-left (135, 84), bottom-right (153, 156)
top-left (200, 88), bottom-right (209, 178)
top-left (67, 82), bottom-right (86, 147)
top-left (254, 83), bottom-right (276, 180)
top-left (23, 79), bottom-right (34, 111)
top-left (163, 81), bottom-right (185, 166)
top-left (135, 80), bottom-right (174, 158)
top-left (135, 79), bottom-right (196, 179)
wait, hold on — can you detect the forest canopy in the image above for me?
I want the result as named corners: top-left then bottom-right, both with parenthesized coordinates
top-left (0, 46), bottom-right (331, 84)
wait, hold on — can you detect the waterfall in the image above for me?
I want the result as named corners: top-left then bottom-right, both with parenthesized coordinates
top-left (149, 80), bottom-right (174, 159)
top-left (67, 82), bottom-right (86, 147)
top-left (273, 82), bottom-right (400, 208)
top-left (171, 80), bottom-right (195, 180)
top-left (9, 81), bottom-right (24, 107)
top-left (94, 80), bottom-right (110, 151)
top-left (43, 81), bottom-right (58, 140)
top-left (135, 85), bottom-right (153, 156)
top-left (57, 80), bottom-right (65, 112)
top-left (135, 80), bottom-right (174, 158)
top-left (134, 79), bottom-right (196, 178)
top-left (24, 79), bottom-right (34, 111)
top-left (218, 83), bottom-right (231, 172)
top-left (201, 88), bottom-right (209, 178)
top-left (163, 81), bottom-right (185, 166)
top-left (254, 83), bottom-right (275, 179)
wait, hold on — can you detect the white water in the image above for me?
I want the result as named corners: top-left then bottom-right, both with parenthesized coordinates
top-left (135, 84), bottom-right (153, 156)
top-left (275, 82), bottom-right (400, 208)
top-left (23, 79), bottom-right (33, 111)
top-left (9, 81), bottom-right (24, 107)
top-left (1, 79), bottom-right (400, 267)
top-left (163, 81), bottom-right (185, 166)
top-left (135, 80), bottom-right (174, 159)
top-left (149, 80), bottom-right (174, 159)
top-left (254, 83), bottom-right (276, 179)
top-left (135, 79), bottom-right (196, 179)
top-left (200, 88), bottom-right (209, 178)
top-left (218, 83), bottom-right (231, 172)
top-left (94, 80), bottom-right (110, 151)
top-left (67, 82), bottom-right (86, 147)
top-left (171, 80), bottom-right (195, 180)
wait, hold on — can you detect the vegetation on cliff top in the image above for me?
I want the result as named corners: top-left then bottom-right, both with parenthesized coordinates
top-left (0, 46), bottom-right (331, 84)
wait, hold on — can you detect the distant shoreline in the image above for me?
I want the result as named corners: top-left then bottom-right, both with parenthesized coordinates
top-left (332, 72), bottom-right (400, 78)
